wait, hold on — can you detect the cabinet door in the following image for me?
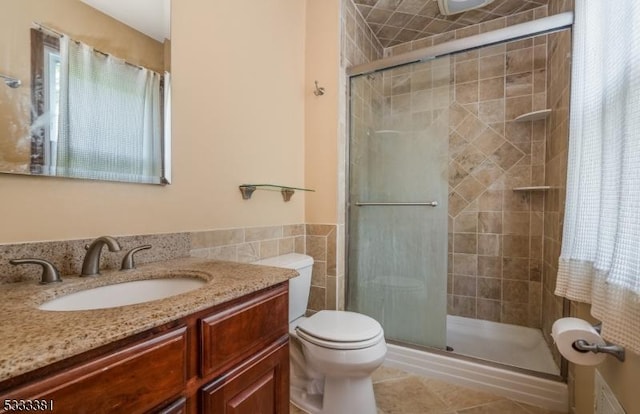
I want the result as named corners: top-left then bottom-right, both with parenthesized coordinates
top-left (201, 339), bottom-right (289, 414)
top-left (0, 328), bottom-right (187, 414)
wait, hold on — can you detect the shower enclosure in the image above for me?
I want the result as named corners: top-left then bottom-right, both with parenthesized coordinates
top-left (347, 20), bottom-right (572, 379)
top-left (348, 56), bottom-right (450, 350)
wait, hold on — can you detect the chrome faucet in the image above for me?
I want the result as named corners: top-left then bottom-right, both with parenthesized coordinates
top-left (81, 236), bottom-right (122, 276)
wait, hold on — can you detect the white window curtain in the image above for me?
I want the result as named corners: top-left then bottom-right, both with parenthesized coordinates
top-left (556, 0), bottom-right (640, 353)
top-left (162, 71), bottom-right (172, 183)
top-left (56, 35), bottom-right (162, 183)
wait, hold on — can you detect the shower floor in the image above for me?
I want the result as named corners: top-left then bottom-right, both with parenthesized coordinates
top-left (446, 315), bottom-right (560, 375)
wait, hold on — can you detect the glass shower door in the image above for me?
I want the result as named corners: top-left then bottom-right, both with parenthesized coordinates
top-left (347, 57), bottom-right (450, 349)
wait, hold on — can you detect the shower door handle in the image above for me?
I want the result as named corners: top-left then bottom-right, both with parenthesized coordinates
top-left (354, 201), bottom-right (439, 207)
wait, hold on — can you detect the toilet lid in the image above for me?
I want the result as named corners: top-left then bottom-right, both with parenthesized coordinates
top-left (296, 328), bottom-right (384, 350)
top-left (296, 310), bottom-right (383, 343)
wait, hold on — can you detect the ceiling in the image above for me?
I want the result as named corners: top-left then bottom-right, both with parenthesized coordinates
top-left (352, 0), bottom-right (549, 48)
top-left (80, 0), bottom-right (171, 42)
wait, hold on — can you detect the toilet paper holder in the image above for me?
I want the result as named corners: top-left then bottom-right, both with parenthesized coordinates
top-left (572, 323), bottom-right (626, 362)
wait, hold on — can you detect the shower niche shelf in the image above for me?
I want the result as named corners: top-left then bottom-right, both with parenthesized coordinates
top-left (512, 186), bottom-right (551, 191)
top-left (514, 109), bottom-right (551, 122)
top-left (239, 184), bottom-right (315, 202)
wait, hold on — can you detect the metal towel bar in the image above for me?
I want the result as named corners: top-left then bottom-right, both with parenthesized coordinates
top-left (354, 201), bottom-right (439, 207)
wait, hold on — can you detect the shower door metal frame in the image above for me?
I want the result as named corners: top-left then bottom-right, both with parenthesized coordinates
top-left (344, 10), bottom-right (575, 381)
top-left (347, 12), bottom-right (573, 77)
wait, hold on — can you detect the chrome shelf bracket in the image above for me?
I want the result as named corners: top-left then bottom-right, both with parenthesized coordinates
top-left (239, 184), bottom-right (315, 202)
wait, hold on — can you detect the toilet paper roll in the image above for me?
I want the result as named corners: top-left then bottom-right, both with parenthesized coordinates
top-left (551, 317), bottom-right (607, 366)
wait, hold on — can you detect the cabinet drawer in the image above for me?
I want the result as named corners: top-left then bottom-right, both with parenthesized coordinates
top-left (200, 284), bottom-right (288, 378)
top-left (1, 328), bottom-right (187, 414)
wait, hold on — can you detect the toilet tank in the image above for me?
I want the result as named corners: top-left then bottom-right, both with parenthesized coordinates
top-left (252, 253), bottom-right (314, 322)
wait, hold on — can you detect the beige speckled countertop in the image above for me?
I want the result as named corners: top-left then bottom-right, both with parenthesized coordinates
top-left (0, 257), bottom-right (297, 383)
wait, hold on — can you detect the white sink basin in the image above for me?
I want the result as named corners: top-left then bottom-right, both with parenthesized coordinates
top-left (39, 277), bottom-right (207, 311)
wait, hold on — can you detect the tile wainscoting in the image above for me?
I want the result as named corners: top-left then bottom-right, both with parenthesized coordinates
top-left (0, 224), bottom-right (342, 316)
top-left (191, 224), bottom-right (342, 315)
top-left (0, 233), bottom-right (190, 284)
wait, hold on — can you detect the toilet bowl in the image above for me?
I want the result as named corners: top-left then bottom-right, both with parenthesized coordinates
top-left (253, 254), bottom-right (387, 414)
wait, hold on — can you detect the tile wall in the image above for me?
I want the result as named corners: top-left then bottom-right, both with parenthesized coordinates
top-left (546, 0), bottom-right (576, 405)
top-left (190, 225), bottom-right (305, 262)
top-left (382, 6), bottom-right (550, 328)
top-left (336, 0), bottom-right (385, 314)
top-left (305, 225), bottom-right (340, 313)
top-left (342, 0), bottom-right (384, 67)
top-left (193, 224), bottom-right (340, 315)
top-left (542, 1), bottom-right (573, 368)
top-left (191, 225), bottom-right (331, 315)
top-left (385, 6), bottom-right (549, 57)
top-left (352, 0), bottom-right (548, 48)
top-left (446, 36), bottom-right (548, 327)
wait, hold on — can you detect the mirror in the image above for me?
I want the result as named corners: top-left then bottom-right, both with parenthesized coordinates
top-left (0, 0), bottom-right (171, 184)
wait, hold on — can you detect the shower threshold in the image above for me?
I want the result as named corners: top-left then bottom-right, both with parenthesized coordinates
top-left (384, 341), bottom-right (568, 412)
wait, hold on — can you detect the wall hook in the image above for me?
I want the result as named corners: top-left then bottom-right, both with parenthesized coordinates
top-left (313, 80), bottom-right (325, 96)
top-left (0, 73), bottom-right (21, 89)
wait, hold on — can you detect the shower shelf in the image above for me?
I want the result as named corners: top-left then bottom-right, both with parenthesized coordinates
top-left (512, 186), bottom-right (551, 191)
top-left (514, 109), bottom-right (552, 122)
top-left (239, 184), bottom-right (315, 202)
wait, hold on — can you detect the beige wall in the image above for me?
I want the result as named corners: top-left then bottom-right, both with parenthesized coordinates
top-left (570, 303), bottom-right (640, 414)
top-left (0, 0), bottom-right (307, 243)
top-left (304, 0), bottom-right (340, 225)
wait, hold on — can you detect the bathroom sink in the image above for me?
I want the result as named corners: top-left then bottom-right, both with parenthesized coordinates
top-left (39, 277), bottom-right (207, 311)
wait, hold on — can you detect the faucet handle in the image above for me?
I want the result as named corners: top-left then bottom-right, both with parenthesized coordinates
top-left (120, 245), bottom-right (152, 271)
top-left (10, 259), bottom-right (62, 285)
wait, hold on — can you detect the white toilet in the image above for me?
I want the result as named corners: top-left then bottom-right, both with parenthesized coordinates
top-left (253, 253), bottom-right (387, 414)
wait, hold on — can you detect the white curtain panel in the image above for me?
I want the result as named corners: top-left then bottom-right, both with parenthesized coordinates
top-left (56, 36), bottom-right (162, 183)
top-left (556, 0), bottom-right (640, 353)
top-left (162, 71), bottom-right (172, 183)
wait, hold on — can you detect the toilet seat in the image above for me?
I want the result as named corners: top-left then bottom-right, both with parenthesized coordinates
top-left (296, 310), bottom-right (384, 350)
top-left (297, 328), bottom-right (384, 350)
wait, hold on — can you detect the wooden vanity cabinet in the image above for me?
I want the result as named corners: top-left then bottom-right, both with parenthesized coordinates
top-left (201, 339), bottom-right (289, 414)
top-left (0, 283), bottom-right (290, 414)
top-left (0, 328), bottom-right (188, 414)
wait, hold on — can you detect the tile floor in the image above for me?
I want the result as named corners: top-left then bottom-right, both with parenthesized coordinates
top-left (289, 366), bottom-right (565, 414)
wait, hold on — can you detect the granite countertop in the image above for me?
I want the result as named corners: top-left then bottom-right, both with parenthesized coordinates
top-left (0, 257), bottom-right (297, 383)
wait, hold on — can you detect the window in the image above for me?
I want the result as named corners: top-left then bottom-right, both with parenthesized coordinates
top-left (30, 29), bottom-right (164, 183)
top-left (44, 46), bottom-right (60, 171)
top-left (29, 29), bottom-right (59, 174)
